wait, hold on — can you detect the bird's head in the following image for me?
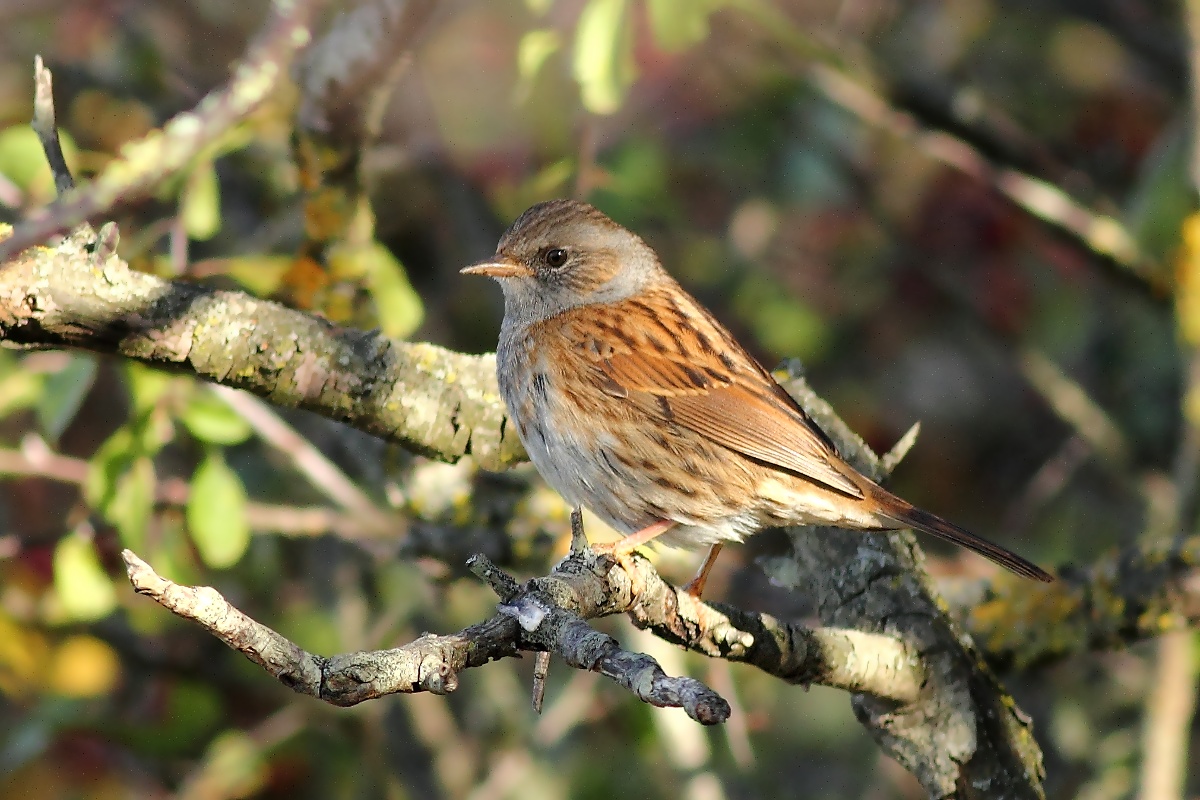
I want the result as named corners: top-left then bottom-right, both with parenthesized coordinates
top-left (462, 199), bottom-right (667, 326)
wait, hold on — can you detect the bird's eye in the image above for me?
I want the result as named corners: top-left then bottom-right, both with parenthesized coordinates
top-left (544, 248), bottom-right (568, 268)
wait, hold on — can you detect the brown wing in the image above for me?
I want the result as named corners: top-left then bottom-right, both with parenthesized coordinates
top-left (560, 288), bottom-right (865, 499)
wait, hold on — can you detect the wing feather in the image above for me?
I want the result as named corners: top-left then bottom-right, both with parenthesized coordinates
top-left (561, 291), bottom-right (865, 499)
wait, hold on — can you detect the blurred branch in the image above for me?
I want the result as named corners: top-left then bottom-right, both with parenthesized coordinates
top-left (291, 0), bottom-right (441, 277)
top-left (0, 0), bottom-right (324, 262)
top-left (0, 434), bottom-right (385, 540)
top-left (807, 64), bottom-right (1168, 297)
top-left (960, 535), bottom-right (1200, 671)
top-left (1191, 0), bottom-right (1200, 189)
top-left (1018, 349), bottom-right (1131, 467)
top-left (1138, 631), bottom-right (1196, 800)
top-left (211, 385), bottom-right (395, 531)
top-left (296, 0), bottom-right (439, 139)
top-left (0, 225), bottom-right (524, 471)
top-left (731, 3), bottom-right (1166, 295)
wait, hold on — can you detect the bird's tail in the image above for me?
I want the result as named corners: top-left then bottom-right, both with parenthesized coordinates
top-left (870, 489), bottom-right (1053, 582)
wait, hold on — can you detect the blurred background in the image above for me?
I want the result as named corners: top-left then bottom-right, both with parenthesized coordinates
top-left (0, 0), bottom-right (1192, 797)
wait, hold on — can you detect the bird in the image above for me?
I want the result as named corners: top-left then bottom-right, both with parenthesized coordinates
top-left (462, 199), bottom-right (1053, 595)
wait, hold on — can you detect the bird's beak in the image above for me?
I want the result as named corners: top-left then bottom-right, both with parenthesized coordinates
top-left (460, 259), bottom-right (534, 279)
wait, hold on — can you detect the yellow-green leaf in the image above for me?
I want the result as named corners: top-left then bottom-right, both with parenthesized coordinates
top-left (181, 390), bottom-right (252, 446)
top-left (0, 369), bottom-right (43, 421)
top-left (197, 730), bottom-right (269, 798)
top-left (187, 454), bottom-right (250, 569)
top-left (221, 256), bottom-right (295, 296)
top-left (360, 243), bottom-right (424, 339)
top-left (573, 0), bottom-right (635, 115)
top-left (517, 29), bottom-right (562, 99)
top-left (125, 363), bottom-right (174, 417)
top-left (86, 426), bottom-right (138, 514)
top-left (182, 159), bottom-right (221, 241)
top-left (53, 534), bottom-right (117, 622)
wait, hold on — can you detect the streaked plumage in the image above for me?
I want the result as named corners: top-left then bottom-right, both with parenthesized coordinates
top-left (464, 199), bottom-right (1052, 584)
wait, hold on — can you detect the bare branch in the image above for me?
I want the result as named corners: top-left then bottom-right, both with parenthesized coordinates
top-left (31, 56), bottom-right (73, 195)
top-left (123, 547), bottom-right (729, 722)
top-left (122, 530), bottom-right (943, 724)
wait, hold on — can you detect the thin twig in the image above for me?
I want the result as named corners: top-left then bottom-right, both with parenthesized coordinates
top-left (30, 56), bottom-right (73, 195)
top-left (531, 651), bottom-right (551, 712)
top-left (211, 385), bottom-right (397, 533)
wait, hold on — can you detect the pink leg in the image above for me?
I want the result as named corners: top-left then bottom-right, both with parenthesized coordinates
top-left (681, 543), bottom-right (723, 599)
top-left (591, 519), bottom-right (676, 557)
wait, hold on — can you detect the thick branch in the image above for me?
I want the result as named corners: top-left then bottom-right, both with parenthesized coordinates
top-left (0, 226), bottom-right (523, 471)
top-left (772, 366), bottom-right (1046, 799)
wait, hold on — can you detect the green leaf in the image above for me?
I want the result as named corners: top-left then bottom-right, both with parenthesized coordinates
top-left (106, 456), bottom-right (156, 551)
top-left (573, 0), bottom-right (635, 115)
top-left (360, 243), bottom-right (425, 339)
top-left (0, 125), bottom-right (79, 202)
top-left (53, 534), bottom-right (117, 622)
top-left (647, 0), bottom-right (716, 51)
top-left (85, 426), bottom-right (138, 512)
top-left (181, 391), bottom-right (252, 446)
top-left (181, 159), bottom-right (221, 241)
top-left (85, 420), bottom-right (161, 551)
top-left (187, 453), bottom-right (250, 569)
top-left (36, 355), bottom-right (97, 442)
top-left (733, 275), bottom-right (829, 362)
top-left (1125, 123), bottom-right (1194, 265)
top-left (125, 363), bottom-right (173, 417)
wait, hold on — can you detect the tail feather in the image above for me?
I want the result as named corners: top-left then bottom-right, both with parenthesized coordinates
top-left (874, 494), bottom-right (1053, 583)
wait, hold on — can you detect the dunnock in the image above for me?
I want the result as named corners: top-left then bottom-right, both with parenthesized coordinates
top-left (463, 199), bottom-right (1052, 592)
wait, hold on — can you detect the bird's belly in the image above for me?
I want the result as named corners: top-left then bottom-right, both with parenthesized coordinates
top-left (499, 374), bottom-right (758, 545)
